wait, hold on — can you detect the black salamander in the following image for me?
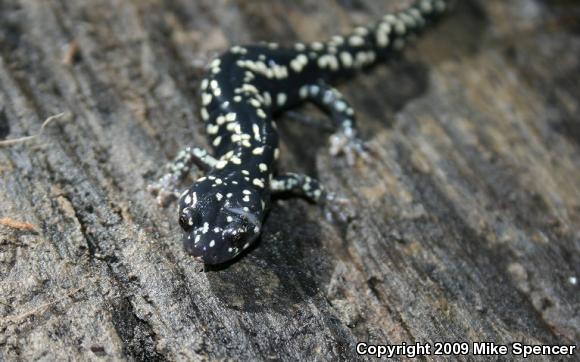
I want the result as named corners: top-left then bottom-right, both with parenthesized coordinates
top-left (149, 0), bottom-right (450, 264)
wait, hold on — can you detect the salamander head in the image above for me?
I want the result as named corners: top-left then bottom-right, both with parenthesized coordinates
top-left (177, 176), bottom-right (266, 264)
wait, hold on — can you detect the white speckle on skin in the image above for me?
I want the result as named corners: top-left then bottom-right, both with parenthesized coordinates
top-left (202, 93), bottom-right (212, 106)
top-left (201, 107), bottom-right (209, 121)
top-left (309, 85), bottom-right (319, 95)
top-left (335, 100), bottom-right (347, 112)
top-left (211, 58), bottom-right (221, 68)
top-left (252, 147), bottom-right (264, 155)
top-left (250, 98), bottom-right (261, 108)
top-left (206, 124), bottom-right (219, 134)
top-left (226, 112), bottom-right (237, 122)
top-left (290, 54), bottom-right (309, 73)
top-left (259, 163), bottom-right (268, 172)
top-left (231, 155), bottom-right (242, 165)
top-left (318, 54), bottom-right (339, 70)
top-left (216, 160), bottom-right (228, 169)
top-left (311, 42), bottom-right (324, 51)
top-left (349, 35), bottom-right (365, 47)
top-left (216, 193), bottom-right (223, 201)
top-left (209, 240), bottom-right (215, 248)
top-left (253, 178), bottom-right (265, 188)
top-left (340, 52), bottom-right (353, 68)
top-left (277, 93), bottom-right (287, 107)
top-left (253, 124), bottom-right (261, 141)
top-left (354, 26), bottom-right (369, 36)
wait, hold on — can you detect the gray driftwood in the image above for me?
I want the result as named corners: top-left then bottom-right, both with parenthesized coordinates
top-left (1, 0), bottom-right (578, 360)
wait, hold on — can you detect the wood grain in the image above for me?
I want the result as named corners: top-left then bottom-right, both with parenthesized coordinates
top-left (0, 0), bottom-right (578, 360)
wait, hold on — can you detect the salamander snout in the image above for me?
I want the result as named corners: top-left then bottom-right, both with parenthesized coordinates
top-left (180, 200), bottom-right (262, 265)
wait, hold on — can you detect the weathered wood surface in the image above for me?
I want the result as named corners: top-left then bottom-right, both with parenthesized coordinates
top-left (1, 0), bottom-right (578, 360)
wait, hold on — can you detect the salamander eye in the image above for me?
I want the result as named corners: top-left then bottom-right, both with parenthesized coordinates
top-left (179, 207), bottom-right (199, 231)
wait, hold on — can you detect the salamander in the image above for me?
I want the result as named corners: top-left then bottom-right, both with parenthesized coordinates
top-left (149, 0), bottom-right (450, 264)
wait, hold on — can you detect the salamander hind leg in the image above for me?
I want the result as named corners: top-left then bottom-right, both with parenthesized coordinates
top-left (299, 81), bottom-right (372, 165)
top-left (148, 146), bottom-right (217, 206)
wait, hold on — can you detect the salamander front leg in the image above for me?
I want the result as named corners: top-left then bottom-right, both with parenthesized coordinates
top-left (271, 173), bottom-right (353, 221)
top-left (300, 81), bottom-right (372, 165)
top-left (271, 172), bottom-right (326, 202)
top-left (148, 146), bottom-right (217, 206)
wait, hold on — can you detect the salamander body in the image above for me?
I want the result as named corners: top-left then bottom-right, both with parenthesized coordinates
top-left (150, 0), bottom-right (450, 264)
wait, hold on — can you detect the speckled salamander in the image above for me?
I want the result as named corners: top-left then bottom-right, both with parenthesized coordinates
top-left (149, 0), bottom-right (450, 264)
